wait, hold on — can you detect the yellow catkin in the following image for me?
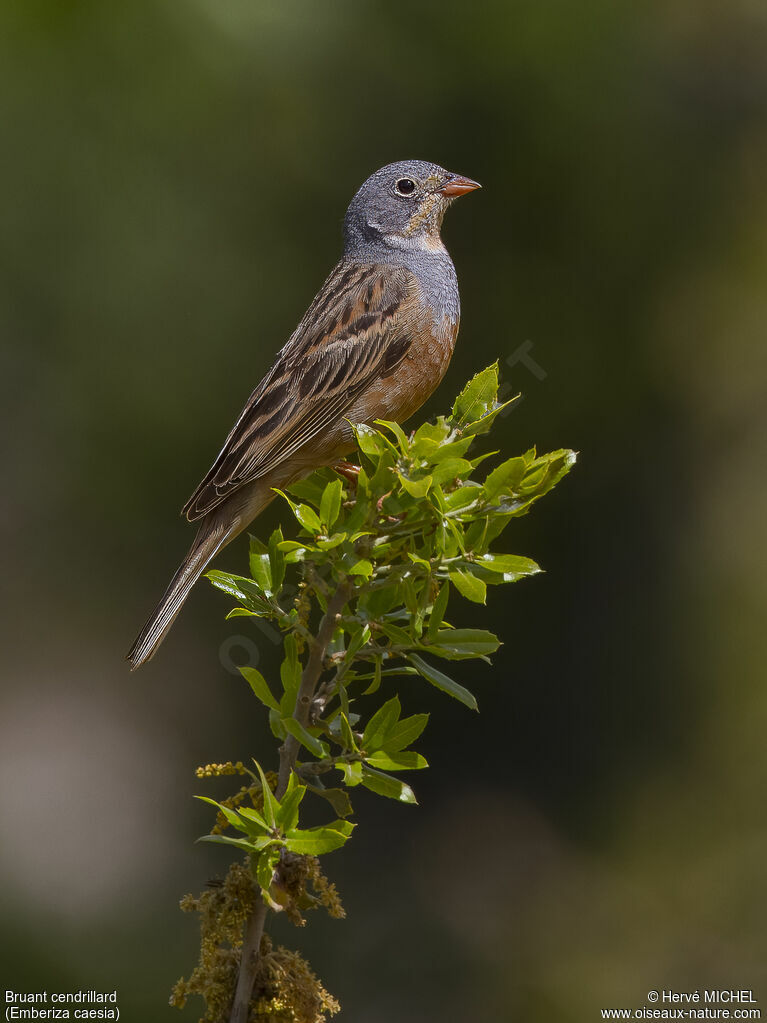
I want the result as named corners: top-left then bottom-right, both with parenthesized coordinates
top-left (195, 761), bottom-right (248, 778)
top-left (171, 858), bottom-right (341, 1022)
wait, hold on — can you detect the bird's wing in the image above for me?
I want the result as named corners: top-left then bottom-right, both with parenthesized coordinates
top-left (182, 261), bottom-right (425, 521)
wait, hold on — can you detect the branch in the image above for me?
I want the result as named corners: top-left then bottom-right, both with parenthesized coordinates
top-left (277, 577), bottom-right (352, 798)
top-left (227, 577), bottom-right (352, 1023)
top-left (228, 899), bottom-right (268, 1023)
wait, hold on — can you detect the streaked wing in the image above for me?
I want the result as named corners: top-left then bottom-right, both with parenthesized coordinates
top-left (182, 261), bottom-right (422, 521)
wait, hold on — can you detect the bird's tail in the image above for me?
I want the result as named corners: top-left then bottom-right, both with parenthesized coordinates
top-left (126, 520), bottom-right (233, 670)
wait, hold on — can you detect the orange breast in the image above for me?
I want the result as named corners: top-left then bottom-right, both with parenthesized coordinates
top-left (295, 311), bottom-right (460, 471)
top-left (351, 313), bottom-right (459, 426)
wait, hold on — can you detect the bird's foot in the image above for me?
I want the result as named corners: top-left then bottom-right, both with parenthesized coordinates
top-left (334, 461), bottom-right (361, 486)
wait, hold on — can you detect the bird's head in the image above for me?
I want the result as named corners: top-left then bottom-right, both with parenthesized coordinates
top-left (343, 160), bottom-right (480, 255)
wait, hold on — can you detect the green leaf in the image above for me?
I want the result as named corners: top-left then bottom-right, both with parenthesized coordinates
top-left (256, 846), bottom-right (280, 893)
top-left (363, 583), bottom-right (401, 619)
top-left (338, 712), bottom-right (358, 753)
top-left (206, 571), bottom-right (271, 614)
top-left (451, 364), bottom-right (499, 427)
top-left (307, 785), bottom-right (354, 818)
top-left (361, 696), bottom-right (401, 752)
top-left (328, 627), bottom-right (345, 661)
top-left (275, 771), bottom-right (305, 833)
top-left (398, 474), bottom-right (432, 498)
top-left (240, 667), bottom-right (280, 713)
top-left (284, 819), bottom-right (354, 855)
top-left (236, 807), bottom-right (272, 832)
top-left (360, 766), bottom-right (417, 804)
top-left (252, 761), bottom-right (278, 830)
top-left (294, 503), bottom-right (323, 534)
top-left (424, 628), bottom-right (500, 659)
top-left (275, 489), bottom-right (323, 534)
top-left (524, 450), bottom-right (577, 495)
top-left (375, 419), bottom-right (410, 451)
top-left (402, 577), bottom-right (422, 632)
top-left (484, 456), bottom-right (528, 501)
top-left (362, 656), bottom-right (383, 696)
top-left (286, 467), bottom-right (337, 503)
top-left (461, 397), bottom-right (517, 437)
top-left (195, 796), bottom-right (266, 837)
top-left (268, 708), bottom-right (287, 741)
top-left (248, 536), bottom-right (273, 593)
top-left (382, 712), bottom-right (429, 752)
top-left (282, 717), bottom-right (329, 757)
top-left (428, 437), bottom-right (475, 462)
top-left (353, 423), bottom-right (387, 458)
top-left (277, 540), bottom-right (308, 554)
top-left (449, 568), bottom-right (487, 604)
top-left (407, 654), bottom-right (478, 710)
top-left (345, 623), bottom-right (372, 660)
top-left (443, 486), bottom-right (481, 512)
top-left (410, 418), bottom-right (453, 457)
top-left (314, 532), bottom-right (347, 550)
top-left (377, 621), bottom-right (414, 646)
top-left (445, 518), bottom-right (467, 555)
top-left (347, 558), bottom-right (373, 578)
top-left (198, 834), bottom-right (260, 852)
top-left (279, 634), bottom-right (301, 710)
top-left (341, 493), bottom-right (372, 537)
top-left (267, 527), bottom-right (286, 590)
top-left (338, 761), bottom-right (363, 787)
top-left (476, 553), bottom-right (540, 580)
top-left (320, 478), bottom-right (343, 530)
top-left (366, 750), bottom-right (428, 771)
top-left (407, 552), bottom-right (431, 571)
top-left (427, 581), bottom-right (450, 641)
top-left (430, 458), bottom-right (472, 486)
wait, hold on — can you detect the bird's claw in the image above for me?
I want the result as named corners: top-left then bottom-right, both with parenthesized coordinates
top-left (334, 461), bottom-right (362, 486)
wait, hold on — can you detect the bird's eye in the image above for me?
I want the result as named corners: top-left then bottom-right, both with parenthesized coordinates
top-left (394, 177), bottom-right (417, 196)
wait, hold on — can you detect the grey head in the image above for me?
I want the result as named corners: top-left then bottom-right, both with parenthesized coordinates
top-left (343, 160), bottom-right (480, 261)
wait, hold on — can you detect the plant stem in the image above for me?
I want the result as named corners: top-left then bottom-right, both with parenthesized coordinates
top-left (229, 900), bottom-right (268, 1023)
top-left (227, 577), bottom-right (352, 1023)
top-left (277, 578), bottom-right (352, 798)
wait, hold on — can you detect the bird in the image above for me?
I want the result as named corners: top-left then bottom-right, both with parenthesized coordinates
top-left (127, 159), bottom-right (480, 669)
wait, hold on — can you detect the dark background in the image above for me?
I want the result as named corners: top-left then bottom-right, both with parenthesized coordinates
top-left (2, 1), bottom-right (766, 1020)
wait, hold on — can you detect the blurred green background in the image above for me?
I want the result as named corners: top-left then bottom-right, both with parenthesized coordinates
top-left (2, 0), bottom-right (766, 1019)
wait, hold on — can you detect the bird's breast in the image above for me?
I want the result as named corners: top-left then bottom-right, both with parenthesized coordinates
top-left (352, 253), bottom-right (460, 426)
top-left (413, 250), bottom-right (460, 327)
top-left (349, 310), bottom-right (459, 428)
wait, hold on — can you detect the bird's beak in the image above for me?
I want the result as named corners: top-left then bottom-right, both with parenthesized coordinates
top-left (436, 174), bottom-right (482, 198)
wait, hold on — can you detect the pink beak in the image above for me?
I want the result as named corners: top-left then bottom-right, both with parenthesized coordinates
top-left (436, 174), bottom-right (482, 198)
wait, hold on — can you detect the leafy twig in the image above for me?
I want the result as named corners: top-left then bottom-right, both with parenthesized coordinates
top-left (174, 365), bottom-right (576, 1023)
top-left (277, 578), bottom-right (353, 799)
